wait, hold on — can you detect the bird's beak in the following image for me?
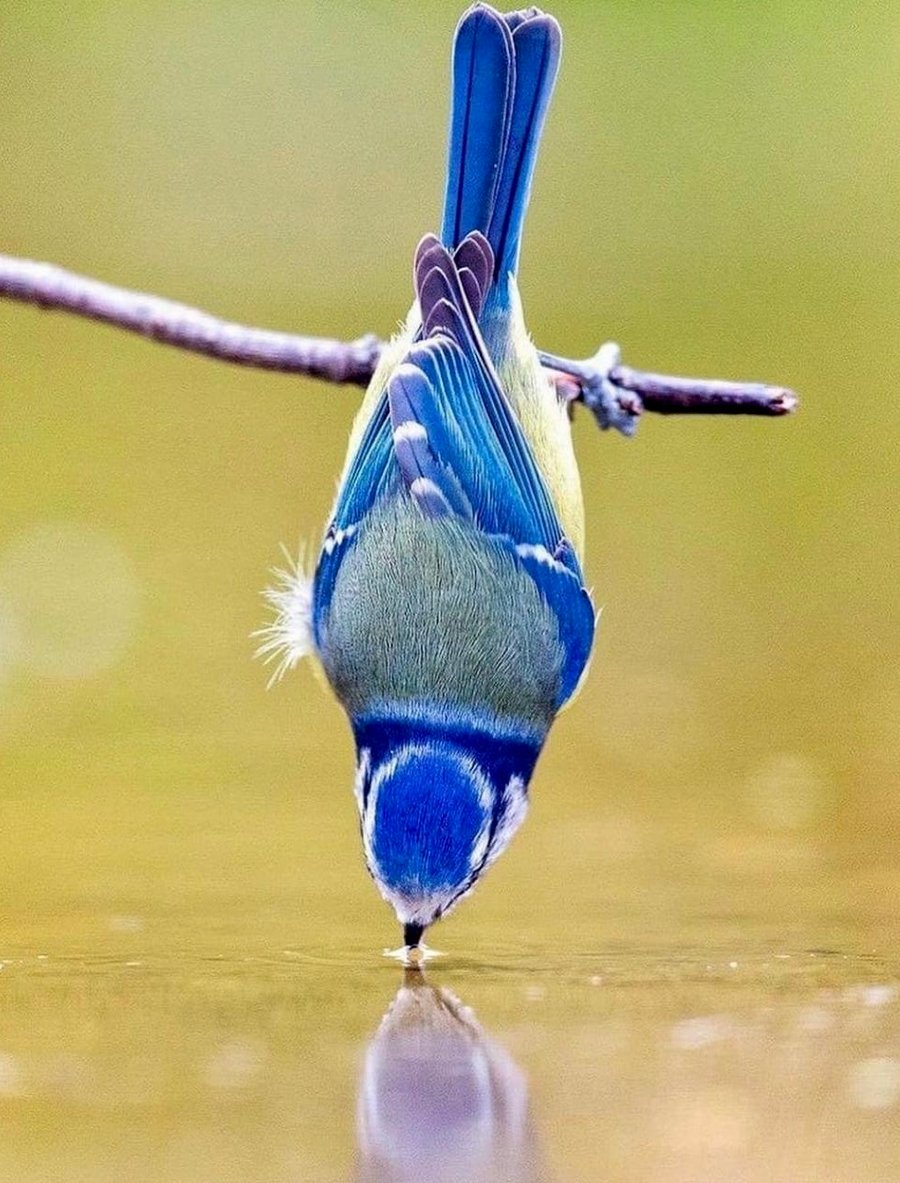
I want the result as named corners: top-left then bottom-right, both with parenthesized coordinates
top-left (403, 921), bottom-right (426, 949)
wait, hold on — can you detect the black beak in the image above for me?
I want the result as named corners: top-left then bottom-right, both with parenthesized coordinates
top-left (403, 921), bottom-right (425, 948)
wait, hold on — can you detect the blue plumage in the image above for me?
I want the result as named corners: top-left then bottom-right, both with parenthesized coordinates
top-left (354, 707), bottom-right (541, 942)
top-left (442, 5), bottom-right (561, 287)
top-left (367, 746), bottom-right (488, 900)
top-left (300, 5), bottom-right (592, 947)
top-left (441, 9), bottom-right (514, 259)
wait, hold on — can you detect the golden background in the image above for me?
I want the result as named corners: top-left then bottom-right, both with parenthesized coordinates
top-left (1, 3), bottom-right (898, 1179)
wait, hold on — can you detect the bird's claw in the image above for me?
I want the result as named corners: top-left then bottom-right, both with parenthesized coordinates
top-left (540, 341), bottom-right (643, 438)
top-left (578, 342), bottom-right (642, 437)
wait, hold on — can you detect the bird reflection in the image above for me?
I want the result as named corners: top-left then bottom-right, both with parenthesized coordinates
top-left (355, 970), bottom-right (548, 1183)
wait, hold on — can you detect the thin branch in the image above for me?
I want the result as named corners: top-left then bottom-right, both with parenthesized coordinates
top-left (612, 365), bottom-right (798, 416)
top-left (0, 254), bottom-right (381, 384)
top-left (539, 342), bottom-right (797, 436)
top-left (0, 253), bottom-right (797, 435)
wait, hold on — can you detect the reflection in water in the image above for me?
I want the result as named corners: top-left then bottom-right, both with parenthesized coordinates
top-left (356, 971), bottom-right (547, 1183)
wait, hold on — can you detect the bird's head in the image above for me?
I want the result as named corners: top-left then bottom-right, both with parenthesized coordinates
top-left (352, 713), bottom-right (541, 945)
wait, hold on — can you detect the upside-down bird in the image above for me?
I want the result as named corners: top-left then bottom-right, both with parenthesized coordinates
top-left (260, 3), bottom-right (595, 949)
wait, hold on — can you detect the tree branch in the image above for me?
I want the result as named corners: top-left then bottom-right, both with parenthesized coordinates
top-left (0, 254), bottom-right (381, 384)
top-left (0, 253), bottom-right (797, 435)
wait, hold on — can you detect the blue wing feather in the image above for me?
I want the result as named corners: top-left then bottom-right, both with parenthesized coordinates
top-left (394, 336), bottom-right (537, 542)
top-left (510, 542), bottom-right (594, 706)
top-left (412, 240), bottom-right (562, 548)
top-left (330, 399), bottom-right (396, 528)
top-left (387, 363), bottom-right (472, 519)
top-left (313, 396), bottom-right (396, 642)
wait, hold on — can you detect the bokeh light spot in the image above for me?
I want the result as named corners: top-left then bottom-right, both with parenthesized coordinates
top-left (0, 1052), bottom-right (23, 1097)
top-left (847, 1057), bottom-right (900, 1110)
top-left (745, 753), bottom-right (831, 831)
top-left (203, 1040), bottom-right (266, 1089)
top-left (670, 1015), bottom-right (733, 1050)
top-left (0, 522), bottom-right (140, 680)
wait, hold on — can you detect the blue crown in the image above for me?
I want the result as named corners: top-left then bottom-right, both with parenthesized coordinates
top-left (354, 708), bottom-right (541, 943)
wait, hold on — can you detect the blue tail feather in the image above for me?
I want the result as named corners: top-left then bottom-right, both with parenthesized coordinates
top-left (441, 5), bottom-right (561, 290)
top-left (441, 6), bottom-right (514, 253)
top-left (489, 13), bottom-right (561, 280)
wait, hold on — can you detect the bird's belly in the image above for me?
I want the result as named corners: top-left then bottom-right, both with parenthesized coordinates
top-left (318, 497), bottom-right (562, 728)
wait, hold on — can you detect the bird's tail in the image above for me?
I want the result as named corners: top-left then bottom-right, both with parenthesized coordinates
top-left (440, 4), bottom-right (561, 290)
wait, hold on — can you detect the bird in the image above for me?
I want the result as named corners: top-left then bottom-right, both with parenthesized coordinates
top-left (258, 3), bottom-right (595, 950)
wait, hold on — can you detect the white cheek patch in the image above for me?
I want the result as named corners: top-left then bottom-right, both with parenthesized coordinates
top-left (468, 823), bottom-right (491, 871)
top-left (354, 749), bottom-right (371, 810)
top-left (483, 775), bottom-right (528, 870)
top-left (362, 751), bottom-right (400, 865)
top-left (464, 756), bottom-right (496, 871)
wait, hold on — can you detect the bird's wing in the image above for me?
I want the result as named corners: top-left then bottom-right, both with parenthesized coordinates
top-left (311, 390), bottom-right (397, 649)
top-left (387, 237), bottom-right (595, 704)
top-left (313, 231), bottom-right (508, 627)
top-left (321, 233), bottom-right (494, 539)
top-left (314, 233), bottom-right (593, 704)
top-left (507, 537), bottom-right (595, 706)
top-left (399, 234), bottom-right (563, 550)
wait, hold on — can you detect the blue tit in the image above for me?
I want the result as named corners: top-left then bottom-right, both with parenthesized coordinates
top-left (260, 4), bottom-right (594, 948)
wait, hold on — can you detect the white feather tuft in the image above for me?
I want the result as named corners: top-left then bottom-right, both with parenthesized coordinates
top-left (252, 544), bottom-right (315, 687)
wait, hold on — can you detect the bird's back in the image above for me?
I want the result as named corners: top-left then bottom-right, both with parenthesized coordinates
top-left (321, 495), bottom-right (563, 729)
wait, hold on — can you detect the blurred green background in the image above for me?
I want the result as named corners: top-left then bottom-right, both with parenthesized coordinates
top-left (1, 3), bottom-right (898, 1180)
